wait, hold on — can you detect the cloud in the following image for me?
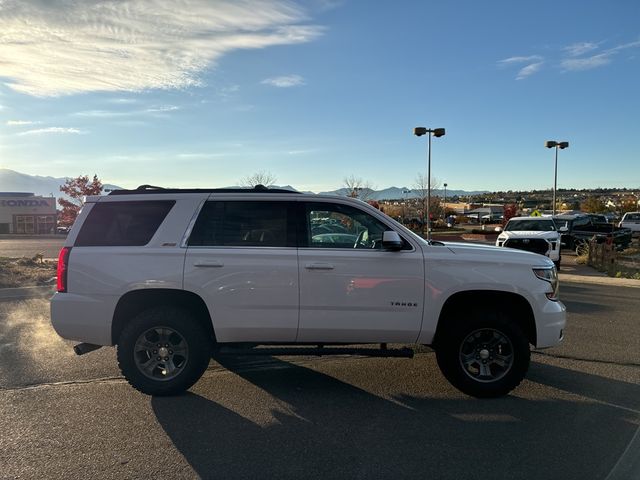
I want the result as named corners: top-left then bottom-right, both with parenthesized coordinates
top-left (564, 42), bottom-right (599, 57)
top-left (560, 38), bottom-right (640, 72)
top-left (561, 53), bottom-right (612, 71)
top-left (16, 127), bottom-right (86, 136)
top-left (261, 74), bottom-right (305, 87)
top-left (516, 62), bottom-right (544, 80)
top-left (498, 55), bottom-right (543, 66)
top-left (0, 0), bottom-right (323, 97)
top-left (74, 105), bottom-right (180, 117)
top-left (6, 120), bottom-right (41, 126)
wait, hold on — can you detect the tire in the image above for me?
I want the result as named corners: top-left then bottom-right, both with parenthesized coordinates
top-left (435, 311), bottom-right (530, 398)
top-left (117, 306), bottom-right (213, 396)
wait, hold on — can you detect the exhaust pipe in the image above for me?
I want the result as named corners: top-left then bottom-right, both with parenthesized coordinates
top-left (73, 343), bottom-right (102, 355)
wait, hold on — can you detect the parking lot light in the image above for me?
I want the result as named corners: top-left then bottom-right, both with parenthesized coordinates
top-left (414, 127), bottom-right (446, 241)
top-left (545, 140), bottom-right (569, 217)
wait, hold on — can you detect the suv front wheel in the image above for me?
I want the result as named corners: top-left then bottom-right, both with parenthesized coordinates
top-left (435, 312), bottom-right (530, 398)
top-left (117, 307), bottom-right (212, 396)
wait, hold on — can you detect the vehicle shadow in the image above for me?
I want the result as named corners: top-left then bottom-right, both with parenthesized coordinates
top-left (152, 356), bottom-right (638, 480)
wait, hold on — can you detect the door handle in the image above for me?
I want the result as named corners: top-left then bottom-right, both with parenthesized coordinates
top-left (305, 263), bottom-right (334, 270)
top-left (194, 261), bottom-right (224, 268)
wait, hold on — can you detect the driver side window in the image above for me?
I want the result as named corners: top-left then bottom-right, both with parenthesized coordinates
top-left (305, 202), bottom-right (388, 249)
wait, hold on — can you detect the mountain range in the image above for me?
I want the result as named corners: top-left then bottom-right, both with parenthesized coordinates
top-left (0, 169), bottom-right (486, 201)
top-left (0, 169), bottom-right (122, 201)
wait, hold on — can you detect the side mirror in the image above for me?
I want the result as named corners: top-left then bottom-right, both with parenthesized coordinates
top-left (559, 226), bottom-right (568, 233)
top-left (494, 226), bottom-right (503, 233)
top-left (382, 231), bottom-right (403, 251)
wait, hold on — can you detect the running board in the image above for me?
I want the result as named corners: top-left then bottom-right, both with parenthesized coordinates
top-left (215, 344), bottom-right (414, 359)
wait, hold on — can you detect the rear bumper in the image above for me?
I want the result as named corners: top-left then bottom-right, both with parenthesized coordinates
top-left (535, 300), bottom-right (566, 348)
top-left (50, 292), bottom-right (116, 345)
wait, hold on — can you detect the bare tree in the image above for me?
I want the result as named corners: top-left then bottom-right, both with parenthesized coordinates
top-left (239, 170), bottom-right (277, 188)
top-left (413, 172), bottom-right (441, 235)
top-left (343, 175), bottom-right (375, 200)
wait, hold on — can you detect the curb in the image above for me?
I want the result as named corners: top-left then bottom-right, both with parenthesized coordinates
top-left (559, 273), bottom-right (640, 288)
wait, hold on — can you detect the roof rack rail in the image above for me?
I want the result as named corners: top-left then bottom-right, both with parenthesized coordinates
top-left (108, 185), bottom-right (301, 195)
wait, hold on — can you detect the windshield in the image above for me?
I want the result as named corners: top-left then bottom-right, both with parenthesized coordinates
top-left (505, 220), bottom-right (556, 232)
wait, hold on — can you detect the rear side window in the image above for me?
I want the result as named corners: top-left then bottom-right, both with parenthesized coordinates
top-left (188, 201), bottom-right (296, 247)
top-left (75, 201), bottom-right (175, 246)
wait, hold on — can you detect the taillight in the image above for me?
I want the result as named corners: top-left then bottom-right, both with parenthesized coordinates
top-left (57, 247), bottom-right (71, 293)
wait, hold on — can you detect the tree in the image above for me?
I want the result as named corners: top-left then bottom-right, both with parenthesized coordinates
top-left (343, 175), bottom-right (374, 200)
top-left (581, 196), bottom-right (606, 213)
top-left (58, 174), bottom-right (103, 227)
top-left (413, 172), bottom-right (441, 234)
top-left (240, 170), bottom-right (277, 188)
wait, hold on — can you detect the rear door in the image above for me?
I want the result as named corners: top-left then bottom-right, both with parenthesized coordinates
top-left (184, 200), bottom-right (299, 342)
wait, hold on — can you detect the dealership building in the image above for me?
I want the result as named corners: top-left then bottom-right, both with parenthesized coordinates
top-left (0, 192), bottom-right (57, 234)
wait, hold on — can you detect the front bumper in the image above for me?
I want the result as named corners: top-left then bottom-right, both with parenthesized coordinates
top-left (535, 299), bottom-right (566, 348)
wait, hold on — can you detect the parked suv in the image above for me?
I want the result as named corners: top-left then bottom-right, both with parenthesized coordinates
top-left (51, 185), bottom-right (566, 398)
top-left (496, 217), bottom-right (561, 268)
top-left (619, 212), bottom-right (640, 237)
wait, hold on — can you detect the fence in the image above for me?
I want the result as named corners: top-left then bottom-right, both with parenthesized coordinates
top-left (587, 238), bottom-right (640, 278)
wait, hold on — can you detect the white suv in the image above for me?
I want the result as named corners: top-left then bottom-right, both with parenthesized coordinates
top-left (496, 217), bottom-right (561, 268)
top-left (619, 212), bottom-right (640, 236)
top-left (51, 186), bottom-right (566, 398)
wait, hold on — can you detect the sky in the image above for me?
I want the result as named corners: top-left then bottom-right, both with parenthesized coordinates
top-left (0, 0), bottom-right (639, 193)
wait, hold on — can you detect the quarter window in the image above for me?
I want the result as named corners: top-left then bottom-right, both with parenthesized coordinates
top-left (75, 201), bottom-right (175, 246)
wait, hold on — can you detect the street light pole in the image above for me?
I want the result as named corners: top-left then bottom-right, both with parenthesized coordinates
top-left (545, 141), bottom-right (569, 217)
top-left (414, 127), bottom-right (445, 241)
top-left (443, 182), bottom-right (448, 219)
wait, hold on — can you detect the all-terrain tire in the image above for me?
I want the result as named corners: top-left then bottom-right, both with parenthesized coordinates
top-left (117, 306), bottom-right (212, 396)
top-left (435, 311), bottom-right (530, 398)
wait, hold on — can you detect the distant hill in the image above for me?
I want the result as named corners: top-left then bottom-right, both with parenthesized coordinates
top-left (0, 169), bottom-right (121, 200)
top-left (0, 169), bottom-right (485, 201)
top-left (319, 186), bottom-right (488, 200)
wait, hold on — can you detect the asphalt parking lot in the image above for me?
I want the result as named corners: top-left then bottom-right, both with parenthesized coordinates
top-left (0, 235), bottom-right (65, 259)
top-left (1, 281), bottom-right (639, 480)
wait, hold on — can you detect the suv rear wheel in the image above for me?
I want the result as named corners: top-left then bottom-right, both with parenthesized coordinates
top-left (435, 312), bottom-right (530, 398)
top-left (117, 307), bottom-right (212, 396)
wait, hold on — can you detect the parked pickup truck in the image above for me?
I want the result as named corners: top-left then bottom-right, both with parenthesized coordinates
top-left (51, 185), bottom-right (566, 398)
top-left (554, 213), bottom-right (633, 254)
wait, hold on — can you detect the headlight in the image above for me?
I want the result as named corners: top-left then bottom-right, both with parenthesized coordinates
top-left (533, 267), bottom-right (559, 301)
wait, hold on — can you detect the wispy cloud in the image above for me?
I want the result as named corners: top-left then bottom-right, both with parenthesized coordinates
top-left (261, 74), bottom-right (305, 87)
top-left (6, 120), bottom-right (41, 126)
top-left (564, 42), bottom-right (599, 57)
top-left (561, 38), bottom-right (640, 71)
top-left (516, 62), bottom-right (544, 80)
top-left (498, 55), bottom-right (543, 66)
top-left (16, 127), bottom-right (86, 136)
top-left (561, 53), bottom-right (612, 71)
top-left (74, 105), bottom-right (180, 117)
top-left (0, 0), bottom-right (323, 97)
top-left (498, 55), bottom-right (544, 79)
top-left (500, 37), bottom-right (640, 78)
top-left (107, 98), bottom-right (138, 105)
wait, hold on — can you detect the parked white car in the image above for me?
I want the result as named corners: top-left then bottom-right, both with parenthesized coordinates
top-left (51, 186), bottom-right (565, 398)
top-left (496, 217), bottom-right (561, 268)
top-left (619, 212), bottom-right (640, 236)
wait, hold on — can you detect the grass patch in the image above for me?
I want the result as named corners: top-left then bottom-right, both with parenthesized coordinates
top-left (0, 257), bottom-right (57, 288)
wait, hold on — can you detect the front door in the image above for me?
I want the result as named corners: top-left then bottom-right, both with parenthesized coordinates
top-left (297, 201), bottom-right (425, 343)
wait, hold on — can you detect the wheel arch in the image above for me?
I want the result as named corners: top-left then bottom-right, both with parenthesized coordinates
top-left (432, 290), bottom-right (537, 347)
top-left (112, 289), bottom-right (215, 345)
